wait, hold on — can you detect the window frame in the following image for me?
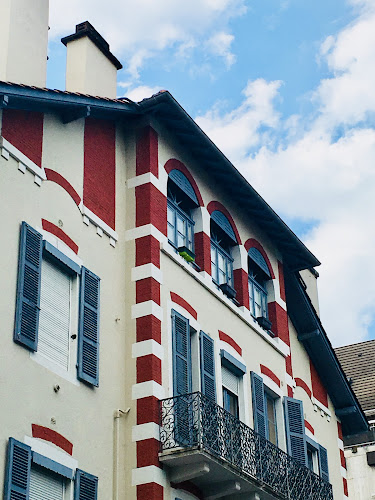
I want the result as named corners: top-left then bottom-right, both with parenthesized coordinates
top-left (167, 198), bottom-right (195, 253)
top-left (248, 267), bottom-right (268, 319)
top-left (210, 233), bottom-right (234, 287)
top-left (264, 390), bottom-right (278, 446)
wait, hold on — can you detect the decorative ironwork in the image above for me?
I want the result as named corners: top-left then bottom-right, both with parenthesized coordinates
top-left (160, 392), bottom-right (333, 500)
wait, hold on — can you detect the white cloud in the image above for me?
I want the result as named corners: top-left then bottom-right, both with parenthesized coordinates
top-left (118, 84), bottom-right (161, 102)
top-left (205, 32), bottom-right (236, 67)
top-left (48, 0), bottom-right (246, 77)
top-left (195, 5), bottom-right (375, 347)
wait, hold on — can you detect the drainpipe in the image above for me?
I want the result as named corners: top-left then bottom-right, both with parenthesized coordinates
top-left (113, 409), bottom-right (129, 500)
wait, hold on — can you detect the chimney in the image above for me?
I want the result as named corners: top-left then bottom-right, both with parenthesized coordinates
top-left (0, 0), bottom-right (49, 87)
top-left (61, 22), bottom-right (122, 99)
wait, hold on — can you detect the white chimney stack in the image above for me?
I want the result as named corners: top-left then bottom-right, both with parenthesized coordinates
top-left (62, 22), bottom-right (122, 99)
top-left (0, 0), bottom-right (49, 87)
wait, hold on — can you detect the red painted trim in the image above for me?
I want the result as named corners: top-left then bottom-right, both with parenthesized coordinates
top-left (136, 236), bottom-right (160, 268)
top-left (268, 301), bottom-right (290, 345)
top-left (84, 118), bottom-right (116, 230)
top-left (136, 126), bottom-right (159, 178)
top-left (41, 219), bottom-right (79, 254)
top-left (136, 278), bottom-right (161, 305)
top-left (136, 354), bottom-right (162, 384)
top-left (244, 238), bottom-right (275, 279)
top-left (287, 386), bottom-right (293, 397)
top-left (285, 355), bottom-right (293, 377)
top-left (310, 359), bottom-right (329, 408)
top-left (137, 397), bottom-right (159, 425)
top-left (260, 365), bottom-right (281, 387)
top-left (194, 231), bottom-right (211, 274)
top-left (218, 331), bottom-right (242, 356)
top-left (233, 268), bottom-right (250, 309)
top-left (45, 169), bottom-right (81, 206)
top-left (343, 477), bottom-right (348, 496)
top-left (164, 158), bottom-right (204, 207)
top-left (295, 378), bottom-right (312, 399)
top-left (137, 439), bottom-right (162, 468)
top-left (207, 201), bottom-right (241, 244)
top-left (278, 261), bottom-right (286, 302)
top-left (32, 424), bottom-right (73, 455)
top-left (341, 450), bottom-right (347, 469)
top-left (136, 316), bottom-right (161, 344)
top-left (170, 292), bottom-right (197, 320)
top-left (2, 109), bottom-right (44, 167)
top-left (337, 421), bottom-right (344, 441)
top-left (137, 483), bottom-right (163, 500)
top-left (135, 183), bottom-right (167, 236)
top-left (304, 420), bottom-right (314, 435)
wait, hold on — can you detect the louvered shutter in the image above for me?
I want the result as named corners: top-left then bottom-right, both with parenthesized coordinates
top-left (319, 445), bottom-right (329, 482)
top-left (283, 397), bottom-right (308, 465)
top-left (74, 469), bottom-right (98, 500)
top-left (4, 438), bottom-right (31, 500)
top-left (200, 331), bottom-right (216, 401)
top-left (30, 466), bottom-right (64, 500)
top-left (38, 259), bottom-right (71, 370)
top-left (14, 222), bottom-right (43, 351)
top-left (172, 310), bottom-right (192, 396)
top-left (78, 267), bottom-right (100, 386)
top-left (251, 372), bottom-right (267, 438)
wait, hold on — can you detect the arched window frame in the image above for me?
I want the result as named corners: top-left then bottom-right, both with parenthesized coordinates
top-left (247, 245), bottom-right (273, 330)
top-left (248, 262), bottom-right (268, 319)
top-left (210, 230), bottom-right (234, 288)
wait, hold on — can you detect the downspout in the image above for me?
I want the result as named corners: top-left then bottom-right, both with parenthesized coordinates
top-left (113, 408), bottom-right (128, 500)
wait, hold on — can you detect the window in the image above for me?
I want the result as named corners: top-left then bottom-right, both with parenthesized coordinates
top-left (211, 231), bottom-right (234, 287)
top-left (221, 353), bottom-right (246, 418)
top-left (307, 444), bottom-right (318, 473)
top-left (223, 387), bottom-right (239, 418)
top-left (14, 222), bottom-right (100, 387)
top-left (265, 392), bottom-right (278, 446)
top-left (248, 247), bottom-right (272, 329)
top-left (5, 438), bottom-right (98, 500)
top-left (167, 170), bottom-right (198, 259)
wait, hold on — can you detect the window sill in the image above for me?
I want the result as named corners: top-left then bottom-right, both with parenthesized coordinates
top-left (161, 242), bottom-right (290, 358)
top-left (30, 351), bottom-right (80, 386)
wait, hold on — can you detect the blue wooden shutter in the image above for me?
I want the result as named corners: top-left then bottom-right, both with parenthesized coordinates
top-left (14, 222), bottom-right (43, 351)
top-left (319, 445), bottom-right (329, 482)
top-left (283, 397), bottom-right (308, 465)
top-left (74, 469), bottom-right (98, 500)
top-left (4, 438), bottom-right (31, 500)
top-left (172, 310), bottom-right (191, 396)
top-left (250, 372), bottom-right (267, 438)
top-left (78, 267), bottom-right (100, 386)
top-left (200, 331), bottom-right (216, 401)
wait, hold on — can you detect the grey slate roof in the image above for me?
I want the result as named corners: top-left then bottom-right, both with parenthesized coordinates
top-left (335, 340), bottom-right (375, 417)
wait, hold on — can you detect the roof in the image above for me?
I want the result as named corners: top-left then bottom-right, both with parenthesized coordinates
top-left (0, 82), bottom-right (320, 272)
top-left (335, 340), bottom-right (375, 417)
top-left (285, 270), bottom-right (368, 437)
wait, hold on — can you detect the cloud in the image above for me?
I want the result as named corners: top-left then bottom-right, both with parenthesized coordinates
top-left (48, 0), bottom-right (246, 78)
top-left (205, 32), bottom-right (236, 68)
top-left (118, 84), bottom-right (161, 101)
top-left (195, 4), bottom-right (375, 347)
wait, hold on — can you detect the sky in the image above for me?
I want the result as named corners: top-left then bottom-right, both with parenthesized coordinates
top-left (47, 0), bottom-right (375, 348)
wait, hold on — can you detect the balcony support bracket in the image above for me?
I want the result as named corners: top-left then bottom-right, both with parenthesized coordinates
top-left (204, 480), bottom-right (241, 500)
top-left (170, 461), bottom-right (210, 483)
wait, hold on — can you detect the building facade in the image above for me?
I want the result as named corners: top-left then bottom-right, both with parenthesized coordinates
top-left (0, 1), bottom-right (368, 499)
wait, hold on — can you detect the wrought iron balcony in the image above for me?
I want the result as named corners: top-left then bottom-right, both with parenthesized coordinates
top-left (160, 392), bottom-right (333, 500)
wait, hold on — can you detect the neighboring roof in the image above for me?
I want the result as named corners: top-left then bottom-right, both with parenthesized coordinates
top-left (335, 340), bottom-right (375, 417)
top-left (285, 270), bottom-right (368, 437)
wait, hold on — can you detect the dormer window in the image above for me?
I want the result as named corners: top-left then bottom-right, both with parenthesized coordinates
top-left (167, 169), bottom-right (198, 262)
top-left (210, 210), bottom-right (238, 299)
top-left (248, 247), bottom-right (272, 329)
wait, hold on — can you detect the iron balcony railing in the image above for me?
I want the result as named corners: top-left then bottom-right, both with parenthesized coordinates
top-left (159, 392), bottom-right (333, 500)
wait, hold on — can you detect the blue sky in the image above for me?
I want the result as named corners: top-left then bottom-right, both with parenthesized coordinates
top-left (48, 0), bottom-right (375, 347)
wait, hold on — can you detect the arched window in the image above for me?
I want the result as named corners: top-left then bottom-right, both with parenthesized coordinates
top-left (210, 210), bottom-right (237, 298)
top-left (167, 170), bottom-right (198, 261)
top-left (248, 247), bottom-right (272, 328)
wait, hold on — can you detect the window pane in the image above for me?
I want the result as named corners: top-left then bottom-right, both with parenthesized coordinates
top-left (167, 223), bottom-right (175, 244)
top-left (218, 269), bottom-right (226, 285)
top-left (177, 214), bottom-right (185, 234)
top-left (266, 396), bottom-right (277, 446)
top-left (177, 232), bottom-right (185, 248)
top-left (167, 205), bottom-right (174, 224)
top-left (218, 253), bottom-right (226, 273)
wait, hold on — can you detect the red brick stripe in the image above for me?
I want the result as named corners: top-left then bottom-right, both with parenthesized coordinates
top-left (287, 386), bottom-right (293, 397)
top-left (304, 420), bottom-right (314, 435)
top-left (295, 377), bottom-right (312, 399)
top-left (137, 355), bottom-right (162, 385)
top-left (340, 449), bottom-right (346, 469)
top-left (137, 439), bottom-right (162, 468)
top-left (136, 126), bottom-right (158, 177)
top-left (135, 184), bottom-right (167, 236)
top-left (343, 477), bottom-right (348, 496)
top-left (233, 268), bottom-right (249, 309)
top-left (337, 421), bottom-right (344, 441)
top-left (136, 236), bottom-right (160, 268)
top-left (310, 359), bottom-right (329, 408)
top-left (32, 424), bottom-right (73, 455)
top-left (260, 365), bottom-right (281, 387)
top-left (41, 219), bottom-right (79, 254)
top-left (137, 483), bottom-right (163, 500)
top-left (218, 331), bottom-right (242, 356)
top-left (45, 169), bottom-right (81, 206)
top-left (278, 261), bottom-right (286, 302)
top-left (137, 397), bottom-right (159, 425)
top-left (268, 302), bottom-right (290, 345)
top-left (136, 278), bottom-right (161, 305)
top-left (170, 292), bottom-right (197, 320)
top-left (194, 231), bottom-right (211, 274)
top-left (136, 316), bottom-right (161, 344)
